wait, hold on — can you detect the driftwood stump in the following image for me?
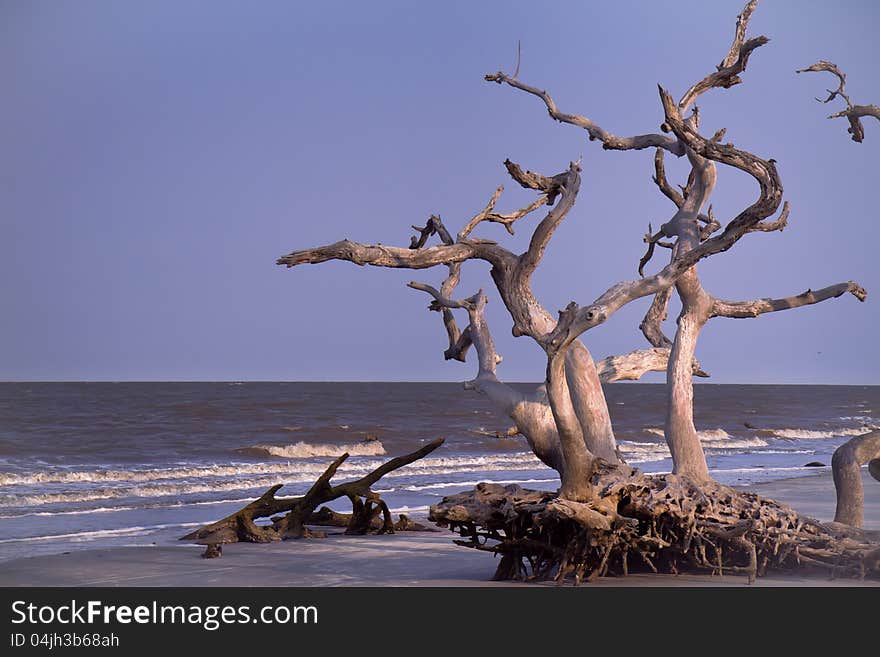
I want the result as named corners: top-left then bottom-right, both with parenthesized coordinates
top-left (430, 464), bottom-right (880, 584)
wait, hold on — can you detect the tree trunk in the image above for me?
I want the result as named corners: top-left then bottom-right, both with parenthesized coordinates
top-left (661, 140), bottom-right (715, 482)
top-left (566, 342), bottom-right (618, 462)
top-left (665, 269), bottom-right (712, 481)
top-left (832, 430), bottom-right (880, 527)
top-left (546, 345), bottom-right (595, 502)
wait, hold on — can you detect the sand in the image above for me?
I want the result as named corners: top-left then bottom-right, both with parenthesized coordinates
top-left (0, 470), bottom-right (877, 587)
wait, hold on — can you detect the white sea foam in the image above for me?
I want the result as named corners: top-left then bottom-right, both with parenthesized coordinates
top-left (643, 427), bottom-right (742, 442)
top-left (617, 441), bottom-right (670, 462)
top-left (0, 451), bottom-right (549, 490)
top-left (0, 496), bottom-right (261, 520)
top-left (0, 452), bottom-right (553, 508)
top-left (767, 427), bottom-right (873, 440)
top-left (703, 436), bottom-right (768, 449)
top-left (388, 505), bottom-right (430, 515)
top-left (697, 428), bottom-right (732, 441)
top-left (239, 440), bottom-right (386, 458)
top-left (0, 460), bottom-right (355, 486)
top-left (0, 478), bottom-right (292, 507)
top-left (641, 427), bottom-right (769, 448)
top-left (0, 522), bottom-right (204, 545)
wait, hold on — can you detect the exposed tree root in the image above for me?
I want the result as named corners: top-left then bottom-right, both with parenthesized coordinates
top-left (181, 438), bottom-right (443, 546)
top-left (429, 465), bottom-right (880, 584)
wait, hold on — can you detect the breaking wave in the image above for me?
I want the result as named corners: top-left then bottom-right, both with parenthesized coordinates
top-left (0, 452), bottom-right (549, 490)
top-left (642, 427), bottom-right (756, 444)
top-left (0, 452), bottom-right (553, 508)
top-left (765, 427), bottom-right (873, 440)
top-left (236, 440), bottom-right (386, 458)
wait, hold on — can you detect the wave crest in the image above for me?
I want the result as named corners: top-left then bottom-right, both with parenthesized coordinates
top-left (767, 427), bottom-right (873, 440)
top-left (236, 440), bottom-right (386, 458)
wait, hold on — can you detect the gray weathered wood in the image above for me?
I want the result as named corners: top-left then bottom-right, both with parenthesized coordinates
top-left (832, 430), bottom-right (880, 527)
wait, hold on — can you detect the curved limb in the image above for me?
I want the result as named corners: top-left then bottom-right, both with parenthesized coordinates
top-left (797, 60), bottom-right (879, 143)
top-left (832, 431), bottom-right (880, 527)
top-left (678, 0), bottom-right (768, 112)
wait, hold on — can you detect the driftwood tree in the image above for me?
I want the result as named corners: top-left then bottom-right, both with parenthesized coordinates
top-left (272, 0), bottom-right (878, 581)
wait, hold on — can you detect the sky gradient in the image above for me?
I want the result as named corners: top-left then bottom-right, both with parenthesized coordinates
top-left (2, 0), bottom-right (878, 383)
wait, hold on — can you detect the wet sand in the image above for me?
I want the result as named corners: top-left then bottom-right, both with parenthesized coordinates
top-left (0, 470), bottom-right (876, 587)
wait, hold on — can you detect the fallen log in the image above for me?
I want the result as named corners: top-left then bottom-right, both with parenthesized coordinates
top-left (181, 438), bottom-right (444, 545)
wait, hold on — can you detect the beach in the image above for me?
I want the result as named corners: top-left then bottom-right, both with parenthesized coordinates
top-left (1, 470), bottom-right (876, 587)
top-left (2, 382), bottom-right (878, 565)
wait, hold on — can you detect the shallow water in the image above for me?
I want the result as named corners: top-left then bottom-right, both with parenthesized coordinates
top-left (0, 382), bottom-right (876, 562)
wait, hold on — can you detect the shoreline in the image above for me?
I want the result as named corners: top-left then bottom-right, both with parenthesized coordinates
top-left (0, 469), bottom-right (876, 587)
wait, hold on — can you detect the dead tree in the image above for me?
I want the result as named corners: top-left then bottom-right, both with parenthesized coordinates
top-left (798, 60), bottom-right (879, 142)
top-left (832, 430), bottom-right (880, 527)
top-left (276, 0), bottom-right (876, 581)
top-left (181, 439), bottom-right (444, 545)
top-left (483, 0), bottom-right (865, 482)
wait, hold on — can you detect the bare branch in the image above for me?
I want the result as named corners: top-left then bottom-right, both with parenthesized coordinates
top-left (720, 0), bottom-right (759, 69)
top-left (796, 60), bottom-right (853, 106)
top-left (444, 324), bottom-right (472, 362)
top-left (830, 105), bottom-right (880, 144)
top-left (484, 72), bottom-right (683, 154)
top-left (747, 200), bottom-right (789, 233)
top-left (595, 348), bottom-right (671, 383)
top-left (408, 283), bottom-right (501, 381)
top-left (457, 181), bottom-right (550, 239)
top-left (638, 224), bottom-right (675, 278)
top-left (652, 148), bottom-right (684, 208)
top-left (277, 238), bottom-right (514, 271)
top-left (458, 187), bottom-right (504, 240)
top-left (678, 0), bottom-right (769, 111)
top-left (711, 281), bottom-right (866, 319)
top-left (640, 287), bottom-right (674, 348)
top-left (406, 281), bottom-right (476, 311)
top-left (502, 158), bottom-right (566, 202)
top-left (542, 88), bottom-right (784, 346)
top-left (516, 161), bottom-right (581, 281)
top-left (798, 60), bottom-right (879, 143)
top-left (513, 39), bottom-right (521, 79)
top-left (409, 214), bottom-right (454, 249)
top-left (699, 205), bottom-right (722, 239)
top-left (594, 347), bottom-right (710, 382)
top-left (483, 196), bottom-right (550, 235)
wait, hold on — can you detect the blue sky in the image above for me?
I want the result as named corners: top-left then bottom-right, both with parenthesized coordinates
top-left (1, 0), bottom-right (877, 383)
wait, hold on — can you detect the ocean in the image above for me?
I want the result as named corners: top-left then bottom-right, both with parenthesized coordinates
top-left (0, 382), bottom-right (876, 563)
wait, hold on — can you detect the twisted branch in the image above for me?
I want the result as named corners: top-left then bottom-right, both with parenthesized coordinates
top-left (798, 60), bottom-right (879, 143)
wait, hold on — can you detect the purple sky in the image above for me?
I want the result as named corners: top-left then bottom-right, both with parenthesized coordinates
top-left (1, 1), bottom-right (877, 383)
